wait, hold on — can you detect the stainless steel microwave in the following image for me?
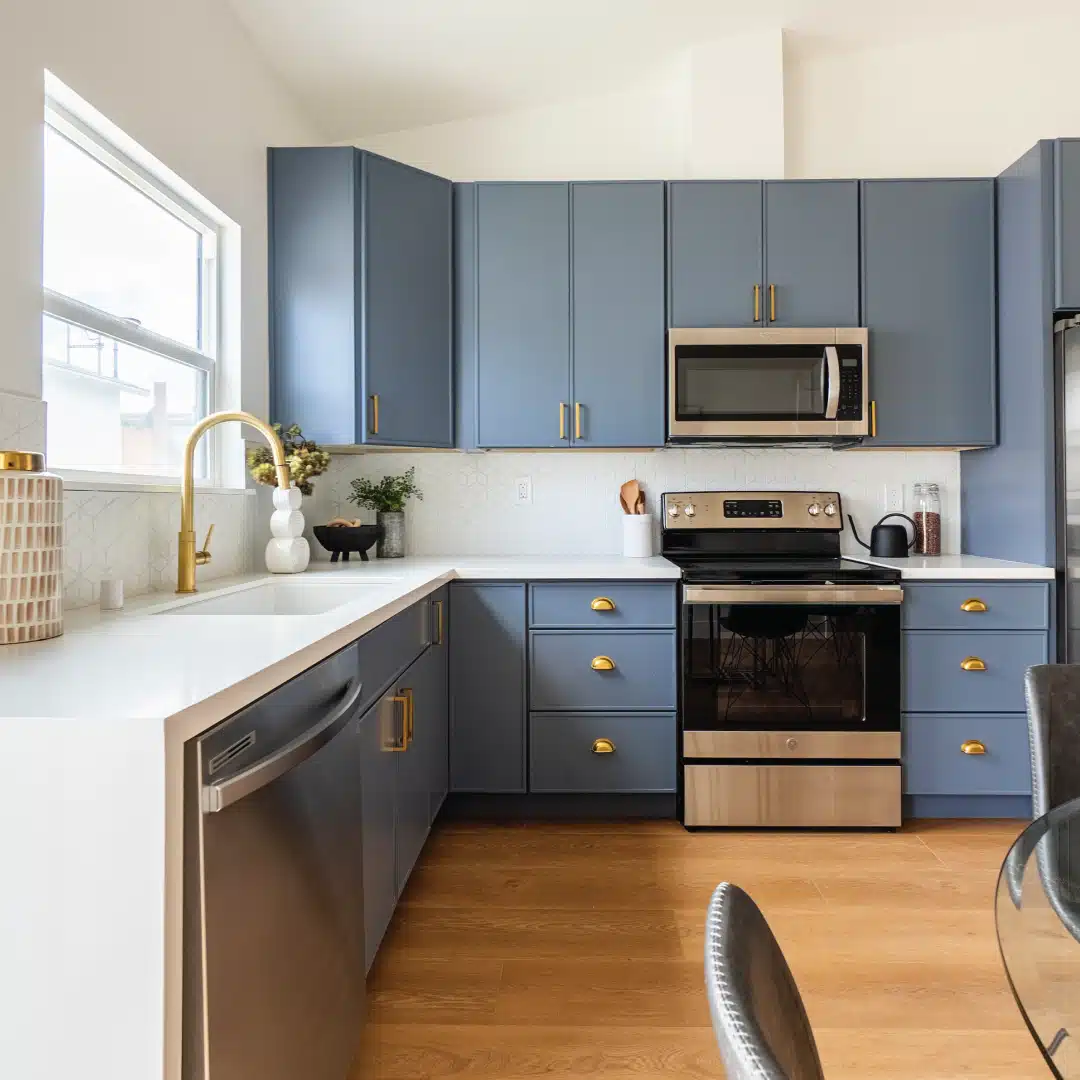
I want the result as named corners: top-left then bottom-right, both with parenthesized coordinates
top-left (667, 327), bottom-right (870, 443)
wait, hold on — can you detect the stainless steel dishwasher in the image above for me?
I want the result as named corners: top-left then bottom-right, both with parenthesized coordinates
top-left (183, 642), bottom-right (366, 1080)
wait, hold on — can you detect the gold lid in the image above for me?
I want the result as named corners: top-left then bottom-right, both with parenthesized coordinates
top-left (0, 451), bottom-right (46, 472)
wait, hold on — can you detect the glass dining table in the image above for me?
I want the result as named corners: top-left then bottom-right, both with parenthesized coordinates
top-left (998, 796), bottom-right (1080, 1078)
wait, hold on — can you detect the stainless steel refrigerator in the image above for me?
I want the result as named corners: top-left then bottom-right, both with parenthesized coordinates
top-left (1057, 316), bottom-right (1080, 662)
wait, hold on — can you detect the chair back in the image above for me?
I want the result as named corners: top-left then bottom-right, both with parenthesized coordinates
top-left (704, 883), bottom-right (825, 1080)
top-left (1026, 665), bottom-right (1080, 816)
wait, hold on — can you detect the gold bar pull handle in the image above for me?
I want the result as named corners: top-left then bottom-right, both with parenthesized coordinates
top-left (559, 402), bottom-right (567, 440)
top-left (386, 694), bottom-right (409, 751)
top-left (369, 394), bottom-right (380, 435)
top-left (870, 399), bottom-right (877, 438)
top-left (403, 687), bottom-right (415, 745)
top-left (195, 523), bottom-right (214, 566)
top-left (769, 283), bottom-right (776, 322)
top-left (960, 598), bottom-right (988, 613)
top-left (960, 656), bottom-right (987, 672)
top-left (592, 738), bottom-right (616, 754)
top-left (590, 597), bottom-right (615, 612)
top-left (575, 402), bottom-right (583, 440)
top-left (961, 740), bottom-right (987, 755)
top-left (590, 655), bottom-right (615, 672)
top-left (753, 284), bottom-right (760, 322)
top-left (432, 599), bottom-right (444, 645)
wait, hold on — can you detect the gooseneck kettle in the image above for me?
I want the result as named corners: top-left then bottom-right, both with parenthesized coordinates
top-left (848, 512), bottom-right (918, 558)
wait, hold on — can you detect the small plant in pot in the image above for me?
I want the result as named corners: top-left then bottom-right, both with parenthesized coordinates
top-left (347, 467), bottom-right (423, 559)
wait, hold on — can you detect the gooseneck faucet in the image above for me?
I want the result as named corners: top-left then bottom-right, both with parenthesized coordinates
top-left (177, 411), bottom-right (291, 594)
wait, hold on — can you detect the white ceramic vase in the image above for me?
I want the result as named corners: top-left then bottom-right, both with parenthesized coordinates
top-left (265, 484), bottom-right (310, 574)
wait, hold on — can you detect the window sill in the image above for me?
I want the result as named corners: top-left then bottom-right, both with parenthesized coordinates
top-left (59, 472), bottom-right (253, 496)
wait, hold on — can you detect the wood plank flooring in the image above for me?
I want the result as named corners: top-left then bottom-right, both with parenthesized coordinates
top-left (354, 819), bottom-right (1048, 1079)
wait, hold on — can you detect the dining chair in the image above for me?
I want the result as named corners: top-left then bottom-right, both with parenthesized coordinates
top-left (704, 882), bottom-right (825, 1080)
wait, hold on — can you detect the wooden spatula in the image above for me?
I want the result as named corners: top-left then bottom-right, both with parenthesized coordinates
top-left (620, 480), bottom-right (642, 515)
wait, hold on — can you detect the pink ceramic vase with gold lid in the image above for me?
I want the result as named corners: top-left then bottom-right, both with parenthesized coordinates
top-left (0, 451), bottom-right (63, 643)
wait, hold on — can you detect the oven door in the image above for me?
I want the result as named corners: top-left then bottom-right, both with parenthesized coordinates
top-left (681, 584), bottom-right (901, 737)
top-left (667, 327), bottom-right (868, 440)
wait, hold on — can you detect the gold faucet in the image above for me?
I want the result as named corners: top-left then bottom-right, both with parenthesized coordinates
top-left (177, 411), bottom-right (291, 594)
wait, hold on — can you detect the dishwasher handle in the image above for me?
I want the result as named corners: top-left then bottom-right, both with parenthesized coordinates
top-left (202, 676), bottom-right (365, 813)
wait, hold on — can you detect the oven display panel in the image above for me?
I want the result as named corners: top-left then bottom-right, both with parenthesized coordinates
top-left (723, 499), bottom-right (783, 519)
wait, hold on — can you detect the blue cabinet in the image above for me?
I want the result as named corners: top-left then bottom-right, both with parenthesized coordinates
top-left (861, 179), bottom-right (997, 447)
top-left (269, 148), bottom-right (452, 448)
top-left (1055, 139), bottom-right (1080, 310)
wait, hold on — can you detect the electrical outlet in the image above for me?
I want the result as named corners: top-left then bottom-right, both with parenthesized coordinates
top-left (883, 483), bottom-right (904, 513)
top-left (515, 476), bottom-right (532, 505)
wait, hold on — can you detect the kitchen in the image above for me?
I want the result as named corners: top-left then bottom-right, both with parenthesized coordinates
top-left (2, 4), bottom-right (1078, 1080)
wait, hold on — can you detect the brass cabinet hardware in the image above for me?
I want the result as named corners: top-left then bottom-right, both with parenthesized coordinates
top-left (753, 284), bottom-right (761, 322)
top-left (195, 523), bottom-right (215, 566)
top-left (559, 402), bottom-right (567, 440)
top-left (432, 599), bottom-right (444, 646)
top-left (592, 738), bottom-right (616, 754)
top-left (870, 400), bottom-right (877, 438)
top-left (769, 283), bottom-right (776, 322)
top-left (960, 598), bottom-right (988, 613)
top-left (403, 687), bottom-right (415, 743)
top-left (575, 402), bottom-right (583, 440)
top-left (590, 597), bottom-right (615, 612)
top-left (369, 394), bottom-right (380, 435)
top-left (387, 694), bottom-right (410, 751)
top-left (590, 655), bottom-right (616, 672)
top-left (961, 739), bottom-right (987, 755)
top-left (785, 737), bottom-right (799, 751)
top-left (960, 656), bottom-right (987, 672)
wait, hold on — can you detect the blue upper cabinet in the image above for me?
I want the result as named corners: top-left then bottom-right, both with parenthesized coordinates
top-left (1055, 139), bottom-right (1080, 310)
top-left (268, 148), bottom-right (452, 448)
top-left (571, 182), bottom-right (666, 448)
top-left (861, 179), bottom-right (997, 448)
top-left (763, 181), bottom-right (860, 327)
top-left (667, 181), bottom-right (763, 328)
top-left (475, 183), bottom-right (571, 448)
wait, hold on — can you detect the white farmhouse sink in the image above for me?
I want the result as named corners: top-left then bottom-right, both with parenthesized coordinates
top-left (145, 579), bottom-right (400, 617)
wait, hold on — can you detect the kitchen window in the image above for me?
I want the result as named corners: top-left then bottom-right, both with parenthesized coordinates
top-left (42, 100), bottom-right (220, 482)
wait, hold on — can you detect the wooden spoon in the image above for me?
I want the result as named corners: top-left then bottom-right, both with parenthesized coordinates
top-left (634, 491), bottom-right (646, 516)
top-left (620, 480), bottom-right (641, 516)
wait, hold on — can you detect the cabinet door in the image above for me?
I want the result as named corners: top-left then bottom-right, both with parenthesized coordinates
top-left (358, 691), bottom-right (399, 972)
top-left (476, 183), bottom-right (571, 447)
top-left (764, 181), bottom-right (860, 327)
top-left (667, 181), bottom-right (763, 328)
top-left (393, 648), bottom-right (435, 897)
top-left (861, 180), bottom-right (996, 447)
top-left (426, 588), bottom-right (450, 822)
top-left (1056, 139), bottom-right (1080, 310)
top-left (362, 152), bottom-right (453, 447)
top-left (571, 182), bottom-right (665, 447)
top-left (449, 583), bottom-right (527, 792)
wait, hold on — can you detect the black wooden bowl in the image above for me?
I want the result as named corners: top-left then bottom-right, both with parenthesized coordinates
top-left (313, 524), bottom-right (381, 562)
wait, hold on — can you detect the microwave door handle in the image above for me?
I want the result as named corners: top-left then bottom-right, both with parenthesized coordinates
top-left (824, 346), bottom-right (840, 419)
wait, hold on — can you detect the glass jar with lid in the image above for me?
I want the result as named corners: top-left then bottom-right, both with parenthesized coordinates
top-left (912, 482), bottom-right (942, 556)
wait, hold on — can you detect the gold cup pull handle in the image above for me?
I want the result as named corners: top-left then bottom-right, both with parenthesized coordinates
top-left (590, 597), bottom-right (615, 612)
top-left (590, 655), bottom-right (616, 672)
top-left (592, 738), bottom-right (616, 754)
top-left (961, 740), bottom-right (987, 756)
top-left (195, 523), bottom-right (215, 566)
top-left (960, 599), bottom-right (988, 613)
top-left (960, 656), bottom-right (987, 672)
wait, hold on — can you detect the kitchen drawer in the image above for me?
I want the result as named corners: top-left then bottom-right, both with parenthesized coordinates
top-left (902, 582), bottom-right (1049, 631)
top-left (903, 713), bottom-right (1032, 795)
top-left (530, 712), bottom-right (677, 793)
top-left (528, 582), bottom-right (676, 629)
top-left (355, 600), bottom-right (430, 717)
top-left (529, 630), bottom-right (677, 711)
top-left (903, 630), bottom-right (1048, 713)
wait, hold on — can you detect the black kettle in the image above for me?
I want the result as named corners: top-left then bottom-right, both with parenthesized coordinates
top-left (848, 512), bottom-right (917, 558)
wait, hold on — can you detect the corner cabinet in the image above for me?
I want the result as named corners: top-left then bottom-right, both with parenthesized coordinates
top-left (1055, 139), bottom-right (1080, 310)
top-left (456, 181), bottom-right (666, 449)
top-left (269, 147), bottom-right (453, 448)
top-left (860, 179), bottom-right (997, 448)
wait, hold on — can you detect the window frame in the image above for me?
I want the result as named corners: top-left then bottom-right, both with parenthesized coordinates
top-left (42, 100), bottom-right (223, 485)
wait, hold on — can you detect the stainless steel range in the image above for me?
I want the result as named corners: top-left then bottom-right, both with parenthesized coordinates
top-left (662, 490), bottom-right (903, 829)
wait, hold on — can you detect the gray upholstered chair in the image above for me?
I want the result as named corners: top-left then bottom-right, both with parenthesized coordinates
top-left (704, 882), bottom-right (825, 1080)
top-left (1026, 665), bottom-right (1080, 815)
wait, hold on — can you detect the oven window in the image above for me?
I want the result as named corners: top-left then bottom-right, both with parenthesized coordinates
top-left (682, 602), bottom-right (900, 732)
top-left (675, 345), bottom-right (827, 421)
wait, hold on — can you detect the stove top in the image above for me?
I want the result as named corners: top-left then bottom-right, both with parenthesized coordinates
top-left (670, 555), bottom-right (900, 586)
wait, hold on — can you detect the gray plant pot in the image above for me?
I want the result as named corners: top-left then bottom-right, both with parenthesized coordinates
top-left (376, 511), bottom-right (406, 558)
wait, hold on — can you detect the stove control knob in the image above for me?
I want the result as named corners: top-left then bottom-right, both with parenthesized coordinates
top-left (667, 504), bottom-right (680, 519)
top-left (823, 502), bottom-right (838, 517)
top-left (683, 503), bottom-right (696, 518)
top-left (807, 502), bottom-right (822, 517)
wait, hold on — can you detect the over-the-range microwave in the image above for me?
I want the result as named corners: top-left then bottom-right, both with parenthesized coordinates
top-left (667, 327), bottom-right (870, 445)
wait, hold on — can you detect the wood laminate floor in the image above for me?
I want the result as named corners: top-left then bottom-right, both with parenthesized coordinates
top-left (355, 819), bottom-right (1048, 1079)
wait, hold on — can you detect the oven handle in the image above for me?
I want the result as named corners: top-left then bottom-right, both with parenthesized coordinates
top-left (824, 345), bottom-right (841, 420)
top-left (683, 585), bottom-right (904, 605)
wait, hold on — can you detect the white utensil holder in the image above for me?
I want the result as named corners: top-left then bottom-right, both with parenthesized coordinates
top-left (622, 514), bottom-right (655, 558)
top-left (266, 484), bottom-right (310, 574)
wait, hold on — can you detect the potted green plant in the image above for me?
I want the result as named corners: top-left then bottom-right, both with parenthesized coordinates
top-left (347, 466), bottom-right (423, 558)
top-left (247, 424), bottom-right (331, 496)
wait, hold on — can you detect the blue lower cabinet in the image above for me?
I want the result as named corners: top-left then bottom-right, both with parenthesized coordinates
top-left (902, 582), bottom-right (1049, 632)
top-left (528, 582), bottom-right (676, 630)
top-left (530, 712), bottom-right (677, 793)
top-left (903, 713), bottom-right (1032, 796)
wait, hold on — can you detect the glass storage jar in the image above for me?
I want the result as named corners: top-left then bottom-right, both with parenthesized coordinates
top-left (912, 482), bottom-right (942, 556)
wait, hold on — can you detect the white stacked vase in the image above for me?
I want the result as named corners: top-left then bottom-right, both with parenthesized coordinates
top-left (265, 484), bottom-right (310, 574)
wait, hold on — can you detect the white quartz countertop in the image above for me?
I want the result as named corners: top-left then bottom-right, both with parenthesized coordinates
top-left (0, 555), bottom-right (680, 731)
top-left (852, 554), bottom-right (1055, 580)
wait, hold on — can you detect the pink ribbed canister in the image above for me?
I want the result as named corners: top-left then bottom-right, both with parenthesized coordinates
top-left (0, 451), bottom-right (63, 643)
